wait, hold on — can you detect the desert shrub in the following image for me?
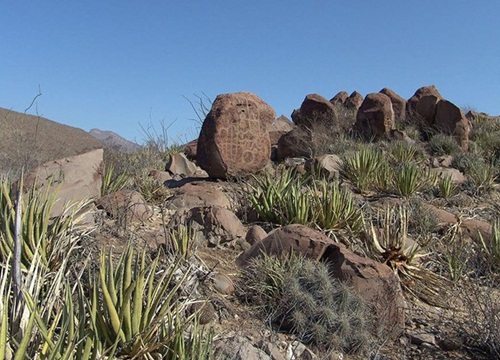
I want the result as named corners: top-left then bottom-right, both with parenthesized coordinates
top-left (406, 198), bottom-right (438, 241)
top-left (391, 162), bottom-right (437, 197)
top-left (478, 219), bottom-right (500, 274)
top-left (101, 162), bottom-right (130, 196)
top-left (240, 253), bottom-right (372, 354)
top-left (469, 116), bottom-right (500, 164)
top-left (247, 166), bottom-right (364, 233)
top-left (384, 140), bottom-right (425, 165)
top-left (428, 133), bottom-right (462, 156)
top-left (465, 161), bottom-right (498, 195)
top-left (455, 282), bottom-right (500, 359)
top-left (435, 174), bottom-right (458, 199)
top-left (341, 146), bottom-right (384, 192)
top-left (0, 178), bottom-right (93, 272)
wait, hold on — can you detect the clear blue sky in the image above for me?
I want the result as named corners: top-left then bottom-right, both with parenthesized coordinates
top-left (1, 1), bottom-right (499, 144)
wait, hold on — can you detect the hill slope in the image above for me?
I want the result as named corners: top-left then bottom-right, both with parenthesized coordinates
top-left (0, 107), bottom-right (103, 172)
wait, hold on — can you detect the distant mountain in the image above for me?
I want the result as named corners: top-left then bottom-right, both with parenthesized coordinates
top-left (89, 129), bottom-right (141, 153)
top-left (0, 107), bottom-right (103, 173)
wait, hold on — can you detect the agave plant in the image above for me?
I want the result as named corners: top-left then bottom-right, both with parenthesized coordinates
top-left (391, 163), bottom-right (436, 197)
top-left (101, 162), bottom-right (130, 196)
top-left (341, 147), bottom-right (384, 192)
top-left (87, 244), bottom-right (211, 358)
top-left (0, 178), bottom-right (93, 272)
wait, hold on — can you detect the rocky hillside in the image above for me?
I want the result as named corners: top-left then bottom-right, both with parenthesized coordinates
top-left (1, 86), bottom-right (499, 359)
top-left (0, 107), bottom-right (103, 173)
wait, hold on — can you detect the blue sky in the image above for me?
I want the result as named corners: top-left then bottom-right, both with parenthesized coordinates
top-left (1, 1), bottom-right (499, 144)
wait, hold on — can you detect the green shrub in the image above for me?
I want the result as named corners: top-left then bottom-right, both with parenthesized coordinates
top-left (391, 163), bottom-right (436, 197)
top-left (341, 147), bottom-right (384, 192)
top-left (428, 134), bottom-right (461, 156)
top-left (247, 167), bottom-right (364, 233)
top-left (436, 174), bottom-right (458, 199)
top-left (465, 161), bottom-right (498, 195)
top-left (478, 219), bottom-right (500, 274)
top-left (385, 140), bottom-right (425, 165)
top-left (240, 254), bottom-right (372, 354)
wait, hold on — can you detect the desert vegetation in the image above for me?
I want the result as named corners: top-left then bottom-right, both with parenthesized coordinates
top-left (1, 88), bottom-right (500, 359)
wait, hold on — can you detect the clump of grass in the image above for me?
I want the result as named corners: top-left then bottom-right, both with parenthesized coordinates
top-left (240, 253), bottom-right (372, 354)
top-left (478, 219), bottom-right (500, 274)
top-left (428, 133), bottom-right (462, 156)
top-left (465, 161), bottom-right (498, 195)
top-left (436, 174), bottom-right (458, 199)
top-left (385, 140), bottom-right (425, 165)
top-left (391, 163), bottom-right (437, 197)
top-left (247, 166), bottom-right (364, 233)
top-left (341, 147), bottom-right (384, 193)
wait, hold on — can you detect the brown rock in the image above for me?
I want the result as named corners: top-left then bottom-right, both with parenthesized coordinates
top-left (330, 91), bottom-right (349, 105)
top-left (296, 94), bottom-right (338, 129)
top-left (353, 93), bottom-right (395, 140)
top-left (380, 87), bottom-right (407, 122)
top-left (345, 91), bottom-right (363, 109)
top-left (435, 100), bottom-right (470, 150)
top-left (276, 127), bottom-right (314, 160)
top-left (269, 115), bottom-right (295, 146)
top-left (236, 224), bottom-right (405, 336)
top-left (245, 225), bottom-right (268, 245)
top-left (197, 92), bottom-right (275, 178)
top-left (431, 167), bottom-right (467, 184)
top-left (183, 139), bottom-right (198, 160)
top-left (166, 152), bottom-right (197, 177)
top-left (461, 218), bottom-right (492, 243)
top-left (148, 169), bottom-right (172, 184)
top-left (96, 190), bottom-right (152, 224)
top-left (165, 182), bottom-right (231, 210)
top-left (304, 154), bottom-right (342, 180)
top-left (25, 148), bottom-right (104, 218)
top-left (211, 273), bottom-right (235, 295)
top-left (406, 85), bottom-right (443, 127)
top-left (173, 206), bottom-right (246, 246)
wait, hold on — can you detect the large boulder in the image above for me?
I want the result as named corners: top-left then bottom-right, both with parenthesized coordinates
top-left (197, 92), bottom-right (275, 178)
top-left (380, 87), bottom-right (407, 123)
top-left (406, 85), bottom-right (443, 127)
top-left (25, 148), bottom-right (104, 217)
top-left (330, 91), bottom-right (349, 106)
top-left (434, 100), bottom-right (470, 150)
top-left (236, 224), bottom-right (405, 337)
top-left (345, 91), bottom-right (364, 109)
top-left (276, 127), bottom-right (314, 161)
top-left (165, 182), bottom-right (231, 211)
top-left (269, 115), bottom-right (295, 146)
top-left (295, 94), bottom-right (338, 129)
top-left (353, 93), bottom-right (395, 140)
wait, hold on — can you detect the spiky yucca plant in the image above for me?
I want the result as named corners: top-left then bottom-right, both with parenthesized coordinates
top-left (341, 147), bottom-right (384, 192)
top-left (392, 163), bottom-right (436, 197)
top-left (0, 178), bottom-right (93, 272)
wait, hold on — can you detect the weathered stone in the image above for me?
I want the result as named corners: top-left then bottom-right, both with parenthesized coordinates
top-left (380, 87), bottom-right (407, 122)
top-left (96, 190), bottom-right (152, 224)
top-left (407, 85), bottom-right (443, 116)
top-left (345, 91), bottom-right (363, 109)
top-left (435, 100), bottom-right (470, 150)
top-left (211, 273), bottom-right (235, 295)
top-left (245, 225), bottom-right (267, 245)
top-left (236, 224), bottom-right (405, 336)
top-left (215, 336), bottom-right (271, 360)
top-left (166, 152), bottom-right (197, 177)
top-left (183, 139), bottom-right (198, 160)
top-left (172, 206), bottom-right (246, 246)
top-left (304, 154), bottom-right (342, 180)
top-left (296, 94), bottom-right (337, 129)
top-left (197, 92), bottom-right (275, 178)
top-left (269, 115), bottom-right (295, 146)
top-left (330, 91), bottom-right (349, 105)
top-left (431, 167), bottom-right (467, 184)
top-left (165, 182), bottom-right (231, 211)
top-left (25, 148), bottom-right (104, 218)
top-left (276, 127), bottom-right (314, 160)
top-left (148, 169), bottom-right (172, 184)
top-left (353, 93), bottom-right (395, 140)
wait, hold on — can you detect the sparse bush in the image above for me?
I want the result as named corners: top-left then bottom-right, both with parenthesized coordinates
top-left (428, 133), bottom-right (462, 156)
top-left (240, 253), bottom-right (372, 354)
top-left (385, 140), bottom-right (425, 165)
top-left (465, 161), bottom-right (498, 195)
top-left (478, 219), bottom-right (500, 274)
